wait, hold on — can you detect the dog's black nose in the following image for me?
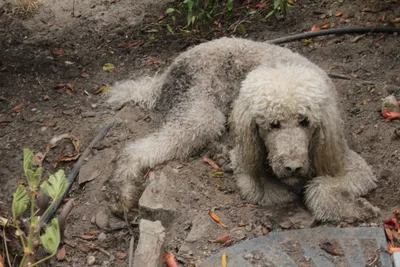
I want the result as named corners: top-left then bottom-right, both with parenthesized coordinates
top-left (284, 164), bottom-right (302, 174)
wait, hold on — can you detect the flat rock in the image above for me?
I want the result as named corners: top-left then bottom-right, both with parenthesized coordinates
top-left (138, 169), bottom-right (177, 227)
top-left (78, 148), bottom-right (116, 184)
top-left (179, 213), bottom-right (213, 254)
top-left (95, 209), bottom-right (109, 229)
top-left (133, 219), bottom-right (166, 267)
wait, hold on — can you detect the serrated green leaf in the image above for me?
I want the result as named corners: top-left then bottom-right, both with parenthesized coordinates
top-left (40, 218), bottom-right (60, 254)
top-left (40, 170), bottom-right (69, 201)
top-left (23, 148), bottom-right (43, 191)
top-left (166, 24), bottom-right (174, 34)
top-left (12, 185), bottom-right (29, 217)
top-left (165, 7), bottom-right (175, 14)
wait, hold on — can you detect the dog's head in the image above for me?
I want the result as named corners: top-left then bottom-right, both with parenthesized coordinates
top-left (231, 63), bottom-right (345, 186)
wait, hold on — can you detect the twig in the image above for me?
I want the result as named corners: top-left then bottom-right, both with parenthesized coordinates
top-left (328, 73), bottom-right (400, 89)
top-left (366, 248), bottom-right (382, 266)
top-left (2, 226), bottom-right (12, 267)
top-left (39, 121), bottom-right (116, 227)
top-left (268, 27), bottom-right (400, 45)
top-left (77, 239), bottom-right (110, 256)
top-left (128, 236), bottom-right (134, 267)
top-left (57, 198), bottom-right (75, 241)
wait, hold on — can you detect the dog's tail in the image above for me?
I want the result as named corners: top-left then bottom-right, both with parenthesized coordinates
top-left (106, 73), bottom-right (165, 109)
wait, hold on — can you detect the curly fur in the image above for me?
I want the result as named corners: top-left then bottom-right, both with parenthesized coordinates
top-left (107, 37), bottom-right (379, 222)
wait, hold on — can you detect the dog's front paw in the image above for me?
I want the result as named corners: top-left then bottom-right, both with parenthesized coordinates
top-left (332, 198), bottom-right (380, 223)
top-left (108, 163), bottom-right (143, 218)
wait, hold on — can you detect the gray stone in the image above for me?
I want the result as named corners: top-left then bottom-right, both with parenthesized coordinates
top-left (138, 171), bottom-right (176, 227)
top-left (133, 220), bottom-right (166, 267)
top-left (95, 209), bottom-right (109, 229)
top-left (97, 232), bottom-right (107, 241)
top-left (179, 214), bottom-right (212, 254)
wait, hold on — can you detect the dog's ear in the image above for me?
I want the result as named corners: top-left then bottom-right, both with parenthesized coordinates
top-left (309, 100), bottom-right (345, 176)
top-left (230, 98), bottom-right (263, 178)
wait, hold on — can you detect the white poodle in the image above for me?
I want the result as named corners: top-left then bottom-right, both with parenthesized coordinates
top-left (107, 37), bottom-right (379, 222)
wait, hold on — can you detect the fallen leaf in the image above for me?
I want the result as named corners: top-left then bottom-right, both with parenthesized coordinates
top-left (103, 63), bottom-right (115, 72)
top-left (321, 24), bottom-right (330, 29)
top-left (389, 243), bottom-right (400, 254)
top-left (209, 210), bottom-right (228, 229)
top-left (158, 14), bottom-right (165, 21)
top-left (390, 18), bottom-right (400, 23)
top-left (56, 246), bottom-right (66, 260)
top-left (163, 252), bottom-right (179, 267)
top-left (53, 49), bottom-right (65, 55)
top-left (362, 7), bottom-right (373, 13)
top-left (80, 72), bottom-right (89, 78)
top-left (208, 234), bottom-right (230, 243)
top-left (224, 239), bottom-right (233, 246)
top-left (328, 65), bottom-right (339, 71)
top-left (65, 61), bottom-right (74, 65)
top-left (311, 25), bottom-right (321, 32)
top-left (13, 103), bottom-right (24, 113)
top-left (287, 0), bottom-right (294, 5)
top-left (320, 241), bottom-right (344, 256)
top-left (79, 235), bottom-right (96, 241)
top-left (203, 156), bottom-right (221, 171)
top-left (362, 99), bottom-right (369, 105)
top-left (65, 89), bottom-right (72, 95)
top-left (394, 209), bottom-right (400, 220)
top-left (351, 74), bottom-right (359, 78)
top-left (1, 67), bottom-right (7, 72)
top-left (43, 121), bottom-right (56, 127)
top-left (54, 84), bottom-right (66, 89)
top-left (94, 86), bottom-right (112, 95)
top-left (147, 57), bottom-right (162, 66)
top-left (222, 253), bottom-right (227, 267)
top-left (118, 40), bottom-right (145, 47)
top-left (116, 251), bottom-right (127, 260)
top-left (44, 95), bottom-right (50, 101)
top-left (238, 222), bottom-right (246, 227)
top-left (335, 12), bottom-right (343, 17)
top-left (42, 133), bottom-right (81, 167)
top-left (66, 83), bottom-right (74, 90)
top-left (0, 255), bottom-right (4, 267)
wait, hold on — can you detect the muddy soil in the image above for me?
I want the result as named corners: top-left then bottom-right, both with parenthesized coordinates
top-left (0, 0), bottom-right (399, 266)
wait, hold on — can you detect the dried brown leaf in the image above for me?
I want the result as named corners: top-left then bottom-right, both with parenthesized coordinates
top-left (56, 246), bottom-right (66, 260)
top-left (209, 210), bottom-right (228, 229)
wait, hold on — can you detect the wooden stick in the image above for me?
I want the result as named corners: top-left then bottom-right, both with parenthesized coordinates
top-left (40, 121), bottom-right (116, 227)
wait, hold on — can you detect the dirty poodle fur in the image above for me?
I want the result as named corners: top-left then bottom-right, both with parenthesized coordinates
top-left (107, 37), bottom-right (379, 222)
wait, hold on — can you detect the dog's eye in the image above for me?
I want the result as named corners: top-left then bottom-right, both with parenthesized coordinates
top-left (300, 117), bottom-right (309, 127)
top-left (270, 121), bottom-right (281, 129)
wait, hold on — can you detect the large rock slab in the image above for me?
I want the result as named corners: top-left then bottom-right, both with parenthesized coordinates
top-left (198, 227), bottom-right (391, 267)
top-left (138, 170), bottom-right (177, 227)
top-left (133, 219), bottom-right (166, 267)
top-left (179, 213), bottom-right (213, 254)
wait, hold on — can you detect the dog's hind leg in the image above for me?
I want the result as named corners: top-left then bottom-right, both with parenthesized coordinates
top-left (109, 100), bottom-right (226, 215)
top-left (305, 148), bottom-right (379, 222)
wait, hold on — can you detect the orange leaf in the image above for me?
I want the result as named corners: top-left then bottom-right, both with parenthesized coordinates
top-left (53, 49), bottom-right (65, 55)
top-left (65, 89), bottom-right (72, 95)
top-left (209, 210), bottom-right (228, 229)
top-left (43, 121), bottom-right (56, 127)
top-left (335, 12), bottom-right (343, 17)
top-left (224, 239), bottom-right (233, 246)
top-left (79, 235), bottom-right (96, 240)
top-left (43, 95), bottom-right (50, 101)
top-left (203, 156), bottom-right (221, 171)
top-left (54, 84), bottom-right (65, 89)
top-left (13, 103), bottom-right (24, 113)
top-left (362, 7), bottom-right (373, 13)
top-left (0, 255), bottom-right (4, 267)
top-left (208, 234), bottom-right (230, 243)
top-left (351, 74), bottom-right (359, 78)
top-left (263, 227), bottom-right (269, 235)
top-left (94, 86), bottom-right (112, 95)
top-left (66, 83), bottom-right (74, 90)
top-left (56, 246), bottom-right (66, 260)
top-left (163, 252), bottom-right (179, 267)
top-left (321, 24), bottom-right (330, 29)
top-left (390, 18), bottom-right (400, 23)
top-left (116, 251), bottom-right (127, 260)
top-left (311, 26), bottom-right (320, 32)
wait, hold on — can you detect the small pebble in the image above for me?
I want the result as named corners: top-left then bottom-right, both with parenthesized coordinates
top-left (91, 104), bottom-right (97, 108)
top-left (98, 232), bottom-right (107, 241)
top-left (88, 255), bottom-right (95, 265)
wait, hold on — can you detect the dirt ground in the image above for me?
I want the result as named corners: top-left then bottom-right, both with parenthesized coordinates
top-left (0, 0), bottom-right (399, 266)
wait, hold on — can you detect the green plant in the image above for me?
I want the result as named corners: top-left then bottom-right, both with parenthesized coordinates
top-left (160, 0), bottom-right (294, 35)
top-left (4, 148), bottom-right (69, 267)
top-left (265, 0), bottom-right (294, 19)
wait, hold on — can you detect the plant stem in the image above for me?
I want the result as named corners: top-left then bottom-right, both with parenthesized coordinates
top-left (38, 200), bottom-right (55, 229)
top-left (11, 205), bottom-right (27, 249)
top-left (22, 193), bottom-right (36, 267)
top-left (29, 251), bottom-right (57, 267)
